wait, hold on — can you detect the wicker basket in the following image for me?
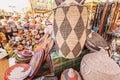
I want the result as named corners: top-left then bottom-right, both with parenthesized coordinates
top-left (85, 29), bottom-right (108, 51)
top-left (53, 0), bottom-right (88, 59)
top-left (55, 0), bottom-right (82, 6)
top-left (80, 52), bottom-right (120, 80)
top-left (60, 68), bottom-right (82, 80)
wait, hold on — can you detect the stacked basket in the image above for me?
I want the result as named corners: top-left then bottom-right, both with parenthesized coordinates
top-left (85, 29), bottom-right (108, 52)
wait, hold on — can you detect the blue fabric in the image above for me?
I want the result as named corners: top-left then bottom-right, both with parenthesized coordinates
top-left (93, 27), bottom-right (99, 32)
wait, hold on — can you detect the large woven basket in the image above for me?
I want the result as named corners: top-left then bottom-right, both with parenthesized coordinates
top-left (85, 29), bottom-right (108, 51)
top-left (80, 52), bottom-right (120, 80)
top-left (53, 0), bottom-right (88, 59)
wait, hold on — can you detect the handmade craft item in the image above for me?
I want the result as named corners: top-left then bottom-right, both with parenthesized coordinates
top-left (4, 63), bottom-right (31, 80)
top-left (13, 50), bottom-right (33, 63)
top-left (29, 49), bottom-right (45, 79)
top-left (80, 52), bottom-right (120, 80)
top-left (60, 68), bottom-right (82, 80)
top-left (85, 29), bottom-right (108, 51)
top-left (54, 0), bottom-right (88, 59)
top-left (55, 0), bottom-right (83, 6)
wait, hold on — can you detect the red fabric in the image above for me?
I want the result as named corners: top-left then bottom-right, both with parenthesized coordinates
top-left (0, 36), bottom-right (2, 42)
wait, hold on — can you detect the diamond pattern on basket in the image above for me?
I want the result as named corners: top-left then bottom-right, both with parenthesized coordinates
top-left (66, 6), bottom-right (80, 29)
top-left (72, 42), bottom-right (81, 57)
top-left (74, 16), bottom-right (84, 39)
top-left (60, 16), bottom-right (72, 40)
top-left (53, 20), bottom-right (58, 37)
top-left (54, 5), bottom-right (88, 59)
top-left (61, 41), bottom-right (71, 57)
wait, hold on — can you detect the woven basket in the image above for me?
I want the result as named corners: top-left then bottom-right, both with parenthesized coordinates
top-left (53, 0), bottom-right (88, 59)
top-left (60, 68), bottom-right (82, 80)
top-left (80, 52), bottom-right (120, 80)
top-left (85, 29), bottom-right (108, 51)
top-left (55, 0), bottom-right (82, 6)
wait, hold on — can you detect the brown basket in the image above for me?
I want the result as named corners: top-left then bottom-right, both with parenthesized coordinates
top-left (80, 52), bottom-right (120, 80)
top-left (53, 1), bottom-right (88, 59)
top-left (85, 29), bottom-right (108, 51)
top-left (55, 0), bottom-right (83, 6)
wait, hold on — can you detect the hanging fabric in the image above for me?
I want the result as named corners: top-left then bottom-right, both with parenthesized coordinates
top-left (92, 3), bottom-right (104, 32)
top-left (102, 3), bottom-right (112, 34)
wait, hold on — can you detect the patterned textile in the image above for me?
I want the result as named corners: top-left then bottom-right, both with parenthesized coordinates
top-left (54, 3), bottom-right (88, 59)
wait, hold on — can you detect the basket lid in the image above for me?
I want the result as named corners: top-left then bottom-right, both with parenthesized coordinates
top-left (82, 52), bottom-right (120, 74)
top-left (87, 30), bottom-right (108, 48)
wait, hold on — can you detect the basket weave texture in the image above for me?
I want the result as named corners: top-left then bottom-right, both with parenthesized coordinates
top-left (85, 30), bottom-right (108, 51)
top-left (80, 52), bottom-right (120, 80)
top-left (60, 68), bottom-right (82, 80)
top-left (53, 2), bottom-right (88, 59)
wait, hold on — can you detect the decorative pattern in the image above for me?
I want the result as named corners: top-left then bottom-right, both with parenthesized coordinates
top-left (54, 4), bottom-right (88, 59)
top-left (60, 68), bottom-right (82, 80)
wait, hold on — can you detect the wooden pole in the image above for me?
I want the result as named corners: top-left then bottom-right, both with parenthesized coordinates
top-left (109, 3), bottom-right (120, 31)
top-left (0, 42), bottom-right (4, 49)
top-left (29, 0), bottom-right (35, 15)
top-left (98, 2), bottom-right (109, 35)
top-left (107, 2), bottom-right (118, 32)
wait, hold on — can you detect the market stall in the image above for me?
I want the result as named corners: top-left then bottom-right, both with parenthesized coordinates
top-left (0, 0), bottom-right (120, 80)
